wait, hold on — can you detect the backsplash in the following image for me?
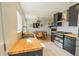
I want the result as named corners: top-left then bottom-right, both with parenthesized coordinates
top-left (57, 9), bottom-right (78, 35)
top-left (57, 27), bottom-right (78, 34)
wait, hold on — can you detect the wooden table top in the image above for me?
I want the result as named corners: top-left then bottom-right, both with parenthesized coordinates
top-left (64, 33), bottom-right (78, 38)
top-left (8, 34), bottom-right (43, 55)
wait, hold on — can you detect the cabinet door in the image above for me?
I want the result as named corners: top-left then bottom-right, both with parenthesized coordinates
top-left (64, 36), bottom-right (76, 55)
top-left (58, 13), bottom-right (62, 21)
top-left (69, 4), bottom-right (78, 26)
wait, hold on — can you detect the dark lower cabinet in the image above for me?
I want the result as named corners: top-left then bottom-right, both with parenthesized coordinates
top-left (9, 49), bottom-right (43, 56)
top-left (63, 36), bottom-right (76, 55)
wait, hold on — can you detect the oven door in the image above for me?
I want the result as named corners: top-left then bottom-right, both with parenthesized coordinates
top-left (54, 37), bottom-right (63, 48)
top-left (55, 37), bottom-right (63, 43)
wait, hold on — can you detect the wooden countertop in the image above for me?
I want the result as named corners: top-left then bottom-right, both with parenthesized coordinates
top-left (64, 33), bottom-right (78, 38)
top-left (8, 33), bottom-right (43, 55)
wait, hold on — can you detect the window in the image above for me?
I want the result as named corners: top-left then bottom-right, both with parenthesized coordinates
top-left (16, 10), bottom-right (22, 33)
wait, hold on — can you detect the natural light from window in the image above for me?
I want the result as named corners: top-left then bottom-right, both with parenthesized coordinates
top-left (16, 10), bottom-right (22, 33)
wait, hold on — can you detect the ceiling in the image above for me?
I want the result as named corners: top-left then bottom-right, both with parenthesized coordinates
top-left (20, 2), bottom-right (77, 20)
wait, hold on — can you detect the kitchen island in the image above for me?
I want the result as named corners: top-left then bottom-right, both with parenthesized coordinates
top-left (8, 32), bottom-right (43, 56)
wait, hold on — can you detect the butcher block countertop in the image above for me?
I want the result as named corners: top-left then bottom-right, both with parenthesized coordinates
top-left (8, 33), bottom-right (43, 55)
top-left (64, 33), bottom-right (78, 38)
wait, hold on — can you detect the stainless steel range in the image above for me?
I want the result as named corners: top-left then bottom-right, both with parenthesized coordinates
top-left (54, 31), bottom-right (72, 48)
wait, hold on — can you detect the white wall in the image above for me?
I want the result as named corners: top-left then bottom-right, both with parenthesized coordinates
top-left (1, 3), bottom-right (18, 52)
top-left (77, 14), bottom-right (79, 34)
top-left (0, 3), bottom-right (5, 55)
top-left (26, 15), bottom-right (52, 35)
top-left (57, 27), bottom-right (78, 34)
top-left (57, 10), bottom-right (78, 34)
top-left (1, 3), bottom-right (26, 54)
